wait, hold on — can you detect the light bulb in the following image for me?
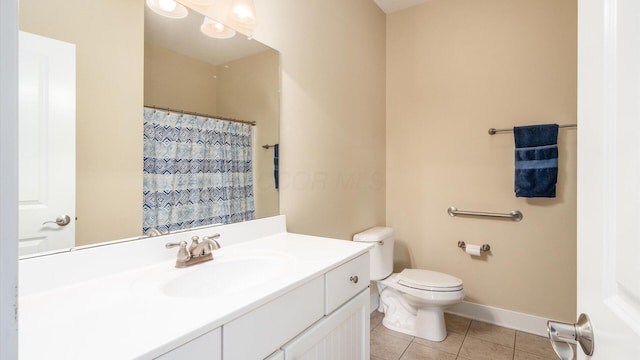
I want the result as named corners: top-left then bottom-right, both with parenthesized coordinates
top-left (146, 0), bottom-right (188, 19)
top-left (232, 6), bottom-right (251, 22)
top-left (230, 0), bottom-right (256, 24)
top-left (213, 22), bottom-right (225, 33)
top-left (201, 18), bottom-right (236, 39)
top-left (158, 0), bottom-right (177, 12)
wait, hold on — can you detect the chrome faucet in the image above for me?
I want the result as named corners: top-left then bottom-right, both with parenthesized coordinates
top-left (191, 235), bottom-right (221, 257)
top-left (146, 228), bottom-right (164, 237)
top-left (166, 234), bottom-right (222, 268)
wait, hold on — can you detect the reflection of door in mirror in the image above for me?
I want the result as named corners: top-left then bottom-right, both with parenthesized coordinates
top-left (20, 0), bottom-right (145, 251)
top-left (18, 31), bottom-right (76, 256)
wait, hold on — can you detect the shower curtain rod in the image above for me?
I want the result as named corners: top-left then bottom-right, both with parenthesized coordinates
top-left (144, 105), bottom-right (256, 126)
top-left (488, 124), bottom-right (576, 135)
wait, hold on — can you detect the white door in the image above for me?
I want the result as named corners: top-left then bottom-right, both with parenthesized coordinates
top-left (576, 0), bottom-right (640, 358)
top-left (18, 31), bottom-right (75, 256)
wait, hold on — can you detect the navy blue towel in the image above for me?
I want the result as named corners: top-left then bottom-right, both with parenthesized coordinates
top-left (514, 124), bottom-right (559, 198)
top-left (273, 144), bottom-right (279, 190)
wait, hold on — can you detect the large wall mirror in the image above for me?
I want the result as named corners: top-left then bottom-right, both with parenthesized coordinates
top-left (18, 0), bottom-right (280, 257)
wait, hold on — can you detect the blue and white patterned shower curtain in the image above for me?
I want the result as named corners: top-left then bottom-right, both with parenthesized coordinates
top-left (143, 108), bottom-right (255, 233)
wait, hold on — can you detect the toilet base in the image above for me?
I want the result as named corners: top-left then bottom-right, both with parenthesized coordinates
top-left (377, 275), bottom-right (464, 342)
top-left (381, 306), bottom-right (447, 341)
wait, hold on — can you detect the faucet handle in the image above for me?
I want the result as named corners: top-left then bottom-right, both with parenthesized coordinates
top-left (188, 236), bottom-right (200, 253)
top-left (165, 241), bottom-right (191, 263)
top-left (165, 241), bottom-right (185, 249)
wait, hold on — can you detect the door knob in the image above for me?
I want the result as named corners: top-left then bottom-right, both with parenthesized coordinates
top-left (547, 313), bottom-right (594, 360)
top-left (42, 215), bottom-right (71, 226)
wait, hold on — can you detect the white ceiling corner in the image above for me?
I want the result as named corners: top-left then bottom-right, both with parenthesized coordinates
top-left (373, 0), bottom-right (430, 14)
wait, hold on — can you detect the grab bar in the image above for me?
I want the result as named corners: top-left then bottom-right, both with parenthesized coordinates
top-left (447, 206), bottom-right (523, 222)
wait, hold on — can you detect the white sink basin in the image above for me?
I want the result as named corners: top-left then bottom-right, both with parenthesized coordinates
top-left (132, 249), bottom-right (294, 298)
top-left (162, 254), bottom-right (289, 298)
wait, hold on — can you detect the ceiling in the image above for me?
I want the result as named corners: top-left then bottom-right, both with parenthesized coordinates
top-left (372, 0), bottom-right (430, 13)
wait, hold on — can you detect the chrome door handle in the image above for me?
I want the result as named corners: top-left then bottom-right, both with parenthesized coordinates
top-left (547, 313), bottom-right (594, 359)
top-left (42, 215), bottom-right (71, 226)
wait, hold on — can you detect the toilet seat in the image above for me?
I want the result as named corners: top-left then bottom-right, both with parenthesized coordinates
top-left (397, 269), bottom-right (463, 292)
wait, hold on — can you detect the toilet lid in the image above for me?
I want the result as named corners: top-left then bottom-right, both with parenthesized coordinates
top-left (397, 269), bottom-right (463, 292)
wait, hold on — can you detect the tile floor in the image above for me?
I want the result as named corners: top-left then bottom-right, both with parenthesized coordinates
top-left (370, 311), bottom-right (571, 360)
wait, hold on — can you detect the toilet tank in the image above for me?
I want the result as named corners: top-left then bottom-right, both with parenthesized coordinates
top-left (353, 227), bottom-right (394, 281)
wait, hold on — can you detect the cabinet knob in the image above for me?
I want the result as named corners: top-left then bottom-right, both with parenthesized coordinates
top-left (350, 275), bottom-right (359, 284)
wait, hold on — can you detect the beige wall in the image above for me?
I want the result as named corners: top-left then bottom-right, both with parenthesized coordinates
top-left (216, 50), bottom-right (280, 219)
top-left (20, 0), bottom-right (144, 246)
top-left (252, 0), bottom-right (387, 240)
top-left (144, 43), bottom-right (218, 115)
top-left (386, 0), bottom-right (577, 321)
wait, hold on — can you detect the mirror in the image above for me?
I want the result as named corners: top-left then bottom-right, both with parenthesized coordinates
top-left (18, 0), bottom-right (279, 257)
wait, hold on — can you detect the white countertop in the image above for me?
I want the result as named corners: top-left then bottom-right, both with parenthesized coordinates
top-left (19, 224), bottom-right (372, 360)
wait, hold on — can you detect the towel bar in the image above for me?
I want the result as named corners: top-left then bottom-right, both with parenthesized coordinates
top-left (447, 206), bottom-right (523, 222)
top-left (488, 124), bottom-right (576, 135)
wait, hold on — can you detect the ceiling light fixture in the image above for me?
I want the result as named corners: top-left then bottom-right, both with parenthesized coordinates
top-left (146, 0), bottom-right (188, 19)
top-left (229, 0), bottom-right (257, 25)
top-left (180, 0), bottom-right (214, 6)
top-left (200, 18), bottom-right (237, 39)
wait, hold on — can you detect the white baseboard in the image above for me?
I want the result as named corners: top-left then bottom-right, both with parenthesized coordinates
top-left (447, 301), bottom-right (549, 337)
top-left (369, 288), bottom-right (548, 337)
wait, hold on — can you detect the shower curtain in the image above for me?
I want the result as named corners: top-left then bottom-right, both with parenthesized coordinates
top-left (143, 108), bottom-right (255, 234)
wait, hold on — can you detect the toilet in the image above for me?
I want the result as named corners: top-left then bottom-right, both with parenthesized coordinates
top-left (354, 227), bottom-right (464, 342)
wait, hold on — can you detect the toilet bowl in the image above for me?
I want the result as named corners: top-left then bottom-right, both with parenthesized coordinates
top-left (353, 227), bottom-right (464, 342)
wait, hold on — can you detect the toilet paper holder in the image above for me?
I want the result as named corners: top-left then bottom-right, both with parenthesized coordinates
top-left (457, 241), bottom-right (490, 252)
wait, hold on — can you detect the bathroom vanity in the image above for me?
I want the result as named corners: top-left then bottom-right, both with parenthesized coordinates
top-left (19, 216), bottom-right (373, 359)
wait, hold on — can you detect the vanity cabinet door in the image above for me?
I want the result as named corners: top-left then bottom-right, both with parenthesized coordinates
top-left (223, 276), bottom-right (324, 360)
top-left (282, 290), bottom-right (370, 360)
top-left (154, 327), bottom-right (221, 360)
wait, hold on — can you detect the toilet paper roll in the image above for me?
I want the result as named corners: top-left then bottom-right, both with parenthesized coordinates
top-left (465, 244), bottom-right (482, 256)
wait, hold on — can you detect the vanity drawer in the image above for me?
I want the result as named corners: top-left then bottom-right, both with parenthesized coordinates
top-left (223, 276), bottom-right (324, 360)
top-left (325, 252), bottom-right (370, 314)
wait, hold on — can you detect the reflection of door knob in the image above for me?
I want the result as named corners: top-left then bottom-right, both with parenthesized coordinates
top-left (547, 313), bottom-right (594, 359)
top-left (42, 215), bottom-right (71, 227)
